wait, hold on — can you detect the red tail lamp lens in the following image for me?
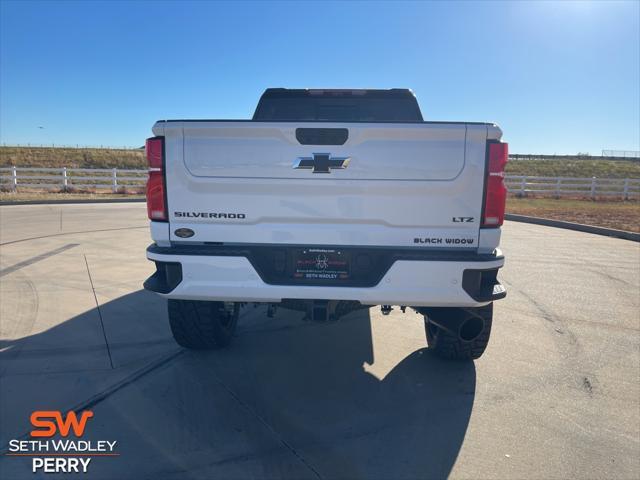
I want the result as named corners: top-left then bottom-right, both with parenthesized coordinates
top-left (483, 142), bottom-right (508, 227)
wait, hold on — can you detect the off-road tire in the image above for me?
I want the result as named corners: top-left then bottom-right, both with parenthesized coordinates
top-left (424, 304), bottom-right (493, 361)
top-left (168, 300), bottom-right (239, 349)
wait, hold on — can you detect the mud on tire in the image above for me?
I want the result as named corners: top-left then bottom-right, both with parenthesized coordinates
top-left (168, 300), bottom-right (239, 349)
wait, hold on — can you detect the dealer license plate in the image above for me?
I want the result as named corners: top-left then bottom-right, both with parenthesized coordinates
top-left (293, 248), bottom-right (350, 282)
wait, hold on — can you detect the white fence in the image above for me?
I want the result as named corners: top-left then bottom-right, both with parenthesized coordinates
top-left (505, 175), bottom-right (639, 199)
top-left (1, 167), bottom-right (639, 199)
top-left (0, 167), bottom-right (147, 193)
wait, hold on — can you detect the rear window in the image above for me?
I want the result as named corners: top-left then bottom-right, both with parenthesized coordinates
top-left (253, 89), bottom-right (423, 123)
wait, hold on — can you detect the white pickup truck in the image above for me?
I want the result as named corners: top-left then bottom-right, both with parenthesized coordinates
top-left (143, 88), bottom-right (507, 360)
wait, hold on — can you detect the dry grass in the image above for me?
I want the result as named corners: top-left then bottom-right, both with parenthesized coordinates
top-left (506, 159), bottom-right (640, 178)
top-left (507, 197), bottom-right (640, 233)
top-left (0, 146), bottom-right (145, 169)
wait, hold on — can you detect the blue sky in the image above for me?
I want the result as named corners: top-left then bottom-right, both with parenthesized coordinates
top-left (1, 0), bottom-right (638, 154)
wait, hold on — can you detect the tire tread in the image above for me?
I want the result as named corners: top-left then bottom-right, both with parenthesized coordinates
top-left (168, 300), bottom-right (235, 349)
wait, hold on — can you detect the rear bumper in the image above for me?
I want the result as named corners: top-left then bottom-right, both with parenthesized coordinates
top-left (144, 244), bottom-right (505, 307)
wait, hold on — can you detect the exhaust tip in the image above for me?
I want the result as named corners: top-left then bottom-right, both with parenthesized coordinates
top-left (459, 316), bottom-right (485, 342)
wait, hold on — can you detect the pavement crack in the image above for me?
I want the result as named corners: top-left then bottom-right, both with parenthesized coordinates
top-left (586, 267), bottom-right (636, 288)
top-left (0, 243), bottom-right (79, 277)
top-left (83, 254), bottom-right (115, 369)
top-left (211, 371), bottom-right (323, 479)
top-left (0, 349), bottom-right (184, 454)
top-left (0, 225), bottom-right (147, 247)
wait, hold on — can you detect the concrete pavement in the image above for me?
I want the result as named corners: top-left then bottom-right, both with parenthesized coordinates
top-left (0, 203), bottom-right (638, 479)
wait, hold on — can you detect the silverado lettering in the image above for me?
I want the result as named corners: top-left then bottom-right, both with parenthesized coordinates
top-left (144, 88), bottom-right (508, 361)
top-left (174, 212), bottom-right (246, 219)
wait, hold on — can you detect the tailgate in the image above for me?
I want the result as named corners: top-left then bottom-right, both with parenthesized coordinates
top-left (157, 121), bottom-right (496, 249)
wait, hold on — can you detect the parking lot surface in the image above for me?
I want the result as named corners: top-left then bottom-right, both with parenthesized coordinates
top-left (0, 203), bottom-right (638, 479)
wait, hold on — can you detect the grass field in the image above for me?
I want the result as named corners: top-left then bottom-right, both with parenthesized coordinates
top-left (506, 159), bottom-right (640, 178)
top-left (1, 146), bottom-right (640, 178)
top-left (507, 197), bottom-right (639, 233)
top-left (0, 146), bottom-right (145, 169)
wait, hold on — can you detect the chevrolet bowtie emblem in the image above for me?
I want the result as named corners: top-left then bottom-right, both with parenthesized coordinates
top-left (294, 153), bottom-right (350, 174)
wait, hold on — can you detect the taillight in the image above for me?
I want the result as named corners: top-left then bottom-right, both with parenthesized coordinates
top-left (482, 142), bottom-right (508, 227)
top-left (145, 136), bottom-right (167, 221)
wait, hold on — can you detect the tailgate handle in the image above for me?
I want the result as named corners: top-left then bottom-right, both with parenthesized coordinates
top-left (296, 128), bottom-right (348, 145)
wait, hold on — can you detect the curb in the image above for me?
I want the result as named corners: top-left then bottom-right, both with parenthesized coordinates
top-left (0, 198), bottom-right (145, 206)
top-left (505, 214), bottom-right (640, 242)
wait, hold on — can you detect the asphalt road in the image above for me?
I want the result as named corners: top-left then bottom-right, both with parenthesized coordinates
top-left (0, 203), bottom-right (638, 479)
